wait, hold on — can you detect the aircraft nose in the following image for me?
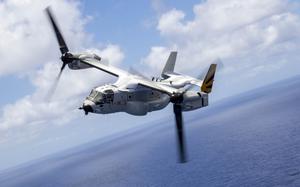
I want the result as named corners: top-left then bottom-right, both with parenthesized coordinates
top-left (82, 104), bottom-right (93, 115)
top-left (80, 100), bottom-right (95, 115)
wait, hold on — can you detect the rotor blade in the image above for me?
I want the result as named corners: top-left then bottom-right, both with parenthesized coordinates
top-left (173, 104), bottom-right (187, 163)
top-left (45, 7), bottom-right (69, 54)
top-left (46, 68), bottom-right (63, 101)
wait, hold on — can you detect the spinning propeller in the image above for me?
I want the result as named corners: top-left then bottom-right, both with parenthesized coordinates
top-left (170, 93), bottom-right (187, 163)
top-left (45, 7), bottom-right (77, 98)
top-left (170, 63), bottom-right (217, 163)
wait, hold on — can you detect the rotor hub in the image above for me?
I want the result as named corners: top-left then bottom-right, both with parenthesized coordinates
top-left (170, 94), bottom-right (184, 104)
top-left (60, 52), bottom-right (74, 64)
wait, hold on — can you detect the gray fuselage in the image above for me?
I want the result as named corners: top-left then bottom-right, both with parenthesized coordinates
top-left (83, 84), bottom-right (208, 116)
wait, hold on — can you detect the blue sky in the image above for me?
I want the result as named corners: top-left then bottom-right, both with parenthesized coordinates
top-left (80, 0), bottom-right (201, 66)
top-left (0, 0), bottom-right (300, 171)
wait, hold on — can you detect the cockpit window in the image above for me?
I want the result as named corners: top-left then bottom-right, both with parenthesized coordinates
top-left (88, 89), bottom-right (98, 99)
top-left (94, 92), bottom-right (103, 102)
top-left (87, 89), bottom-right (114, 104)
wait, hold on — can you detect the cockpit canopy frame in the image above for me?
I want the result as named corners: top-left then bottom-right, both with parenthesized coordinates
top-left (87, 89), bottom-right (114, 105)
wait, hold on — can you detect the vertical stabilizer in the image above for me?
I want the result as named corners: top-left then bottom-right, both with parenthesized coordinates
top-left (162, 51), bottom-right (177, 77)
top-left (201, 64), bottom-right (217, 94)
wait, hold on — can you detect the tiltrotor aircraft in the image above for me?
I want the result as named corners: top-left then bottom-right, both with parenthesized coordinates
top-left (46, 7), bottom-right (217, 163)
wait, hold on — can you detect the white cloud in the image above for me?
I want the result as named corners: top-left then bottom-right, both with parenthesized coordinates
top-left (0, 0), bottom-right (91, 75)
top-left (157, 9), bottom-right (187, 36)
top-left (91, 45), bottom-right (125, 65)
top-left (141, 46), bottom-right (171, 75)
top-left (0, 1), bottom-right (125, 130)
top-left (144, 0), bottom-right (300, 97)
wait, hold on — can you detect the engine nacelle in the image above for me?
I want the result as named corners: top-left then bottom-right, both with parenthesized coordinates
top-left (68, 53), bottom-right (101, 70)
top-left (68, 60), bottom-right (92, 70)
top-left (182, 91), bottom-right (208, 111)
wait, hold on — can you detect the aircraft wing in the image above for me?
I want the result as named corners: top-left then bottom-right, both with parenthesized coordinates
top-left (137, 78), bottom-right (178, 95)
top-left (79, 58), bottom-right (178, 95)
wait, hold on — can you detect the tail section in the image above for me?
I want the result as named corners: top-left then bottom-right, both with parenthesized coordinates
top-left (201, 64), bottom-right (217, 94)
top-left (162, 51), bottom-right (177, 78)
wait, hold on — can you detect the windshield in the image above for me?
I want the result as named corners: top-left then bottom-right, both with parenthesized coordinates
top-left (87, 89), bottom-right (114, 104)
top-left (88, 90), bottom-right (102, 102)
top-left (88, 90), bottom-right (98, 98)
